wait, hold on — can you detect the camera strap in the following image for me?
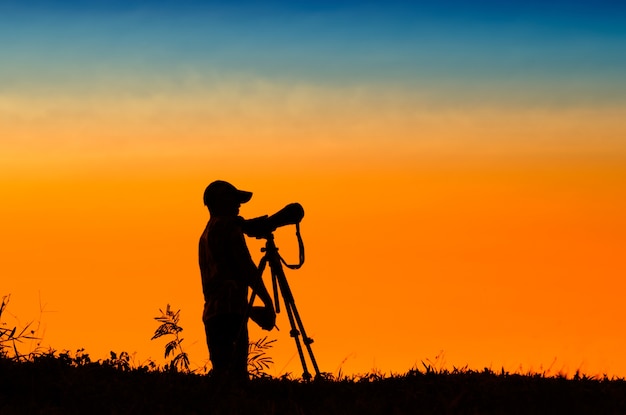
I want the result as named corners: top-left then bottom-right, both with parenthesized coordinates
top-left (281, 223), bottom-right (305, 270)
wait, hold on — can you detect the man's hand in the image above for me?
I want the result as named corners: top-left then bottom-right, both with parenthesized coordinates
top-left (250, 305), bottom-right (276, 331)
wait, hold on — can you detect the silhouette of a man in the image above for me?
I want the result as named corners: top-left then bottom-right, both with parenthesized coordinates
top-left (199, 180), bottom-right (275, 381)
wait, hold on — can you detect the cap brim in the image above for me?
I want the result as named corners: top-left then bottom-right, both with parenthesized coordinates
top-left (237, 190), bottom-right (253, 203)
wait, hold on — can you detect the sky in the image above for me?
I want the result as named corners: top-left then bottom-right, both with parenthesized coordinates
top-left (2, 0), bottom-right (626, 378)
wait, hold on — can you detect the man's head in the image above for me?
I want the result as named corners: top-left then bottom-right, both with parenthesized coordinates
top-left (203, 180), bottom-right (252, 216)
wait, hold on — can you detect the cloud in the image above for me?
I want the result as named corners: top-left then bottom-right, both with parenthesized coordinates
top-left (2, 75), bottom-right (625, 176)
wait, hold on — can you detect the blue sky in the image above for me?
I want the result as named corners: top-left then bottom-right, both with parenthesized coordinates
top-left (1, 0), bottom-right (625, 102)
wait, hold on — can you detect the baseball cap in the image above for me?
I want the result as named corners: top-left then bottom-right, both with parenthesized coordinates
top-left (203, 180), bottom-right (253, 207)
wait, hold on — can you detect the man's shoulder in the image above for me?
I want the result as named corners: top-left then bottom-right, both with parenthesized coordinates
top-left (210, 215), bottom-right (243, 227)
top-left (206, 216), bottom-right (245, 235)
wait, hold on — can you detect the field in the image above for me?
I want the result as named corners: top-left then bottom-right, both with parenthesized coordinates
top-left (2, 352), bottom-right (626, 415)
top-left (3, 297), bottom-right (626, 414)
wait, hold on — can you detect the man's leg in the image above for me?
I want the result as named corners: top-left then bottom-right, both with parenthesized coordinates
top-left (205, 314), bottom-right (248, 380)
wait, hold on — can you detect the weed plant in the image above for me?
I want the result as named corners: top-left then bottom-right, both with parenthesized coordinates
top-left (151, 303), bottom-right (276, 377)
top-left (248, 336), bottom-right (276, 379)
top-left (151, 304), bottom-right (191, 372)
top-left (0, 295), bottom-right (39, 360)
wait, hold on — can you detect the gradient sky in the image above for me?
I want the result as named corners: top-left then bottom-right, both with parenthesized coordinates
top-left (2, 1), bottom-right (625, 378)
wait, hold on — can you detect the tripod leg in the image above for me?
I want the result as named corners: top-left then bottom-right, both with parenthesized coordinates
top-left (265, 235), bottom-right (321, 380)
top-left (283, 299), bottom-right (312, 381)
top-left (288, 301), bottom-right (321, 378)
top-left (273, 266), bottom-right (321, 380)
top-left (272, 271), bottom-right (280, 313)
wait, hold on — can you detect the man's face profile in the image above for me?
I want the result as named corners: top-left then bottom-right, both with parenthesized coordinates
top-left (213, 192), bottom-right (241, 216)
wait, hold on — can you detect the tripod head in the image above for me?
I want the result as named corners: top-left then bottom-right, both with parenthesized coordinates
top-left (242, 203), bottom-right (304, 239)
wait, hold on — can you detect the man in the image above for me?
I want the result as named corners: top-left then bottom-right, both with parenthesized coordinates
top-left (199, 180), bottom-right (276, 380)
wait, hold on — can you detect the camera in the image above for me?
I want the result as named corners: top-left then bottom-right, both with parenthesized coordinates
top-left (242, 203), bottom-right (304, 239)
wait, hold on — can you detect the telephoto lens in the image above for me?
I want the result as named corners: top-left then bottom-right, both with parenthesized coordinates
top-left (242, 203), bottom-right (304, 238)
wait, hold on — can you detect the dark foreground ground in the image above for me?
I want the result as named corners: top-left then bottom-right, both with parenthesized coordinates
top-left (2, 356), bottom-right (626, 415)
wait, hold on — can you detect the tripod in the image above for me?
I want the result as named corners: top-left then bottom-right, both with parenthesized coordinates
top-left (248, 228), bottom-right (321, 380)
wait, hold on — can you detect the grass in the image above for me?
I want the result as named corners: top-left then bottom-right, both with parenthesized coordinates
top-left (2, 350), bottom-right (626, 415)
top-left (3, 296), bottom-right (626, 414)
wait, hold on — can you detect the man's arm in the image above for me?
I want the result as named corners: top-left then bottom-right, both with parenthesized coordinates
top-left (228, 220), bottom-right (275, 310)
top-left (250, 270), bottom-right (274, 310)
top-left (228, 226), bottom-right (276, 330)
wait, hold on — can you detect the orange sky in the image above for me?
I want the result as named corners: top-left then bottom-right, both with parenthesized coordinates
top-left (2, 84), bottom-right (626, 377)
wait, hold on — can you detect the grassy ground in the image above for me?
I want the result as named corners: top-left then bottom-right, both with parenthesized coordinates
top-left (2, 352), bottom-right (626, 415)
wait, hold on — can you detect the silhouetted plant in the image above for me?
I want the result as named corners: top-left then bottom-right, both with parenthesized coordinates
top-left (152, 303), bottom-right (276, 376)
top-left (420, 350), bottom-right (448, 374)
top-left (0, 295), bottom-right (39, 360)
top-left (102, 350), bottom-right (132, 371)
top-left (248, 336), bottom-right (276, 378)
top-left (151, 304), bottom-right (190, 372)
top-left (67, 348), bottom-right (92, 366)
top-left (37, 348), bottom-right (93, 367)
